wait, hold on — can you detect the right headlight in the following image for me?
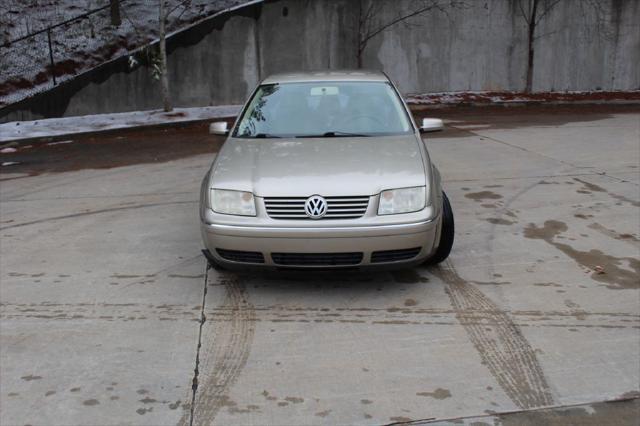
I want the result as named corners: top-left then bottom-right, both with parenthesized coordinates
top-left (378, 186), bottom-right (426, 215)
top-left (210, 189), bottom-right (256, 216)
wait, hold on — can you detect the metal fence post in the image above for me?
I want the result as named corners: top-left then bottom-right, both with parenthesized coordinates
top-left (47, 28), bottom-right (57, 86)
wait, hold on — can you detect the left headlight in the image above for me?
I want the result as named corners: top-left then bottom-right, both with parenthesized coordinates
top-left (210, 189), bottom-right (256, 216)
top-left (378, 186), bottom-right (426, 215)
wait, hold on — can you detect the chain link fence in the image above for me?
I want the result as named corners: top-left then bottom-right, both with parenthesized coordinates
top-left (0, 2), bottom-right (139, 106)
top-left (0, 0), bottom-right (242, 107)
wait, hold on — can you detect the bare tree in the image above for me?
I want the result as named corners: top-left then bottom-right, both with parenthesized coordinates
top-left (110, 0), bottom-right (121, 27)
top-left (158, 0), bottom-right (171, 111)
top-left (516, 0), bottom-right (562, 93)
top-left (156, 0), bottom-right (192, 112)
top-left (355, 0), bottom-right (461, 68)
top-left (517, 0), bottom-right (612, 93)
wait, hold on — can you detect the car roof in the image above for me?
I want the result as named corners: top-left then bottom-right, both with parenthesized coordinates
top-left (261, 70), bottom-right (389, 84)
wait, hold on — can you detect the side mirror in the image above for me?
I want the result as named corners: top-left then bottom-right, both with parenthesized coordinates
top-left (209, 121), bottom-right (229, 136)
top-left (420, 118), bottom-right (444, 133)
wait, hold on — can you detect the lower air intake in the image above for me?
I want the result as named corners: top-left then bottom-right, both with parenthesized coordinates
top-left (371, 247), bottom-right (422, 263)
top-left (216, 249), bottom-right (265, 264)
top-left (271, 252), bottom-right (363, 266)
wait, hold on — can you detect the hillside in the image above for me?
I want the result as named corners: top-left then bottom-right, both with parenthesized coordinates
top-left (0, 0), bottom-right (248, 106)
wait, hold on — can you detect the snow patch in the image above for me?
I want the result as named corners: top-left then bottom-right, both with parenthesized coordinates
top-left (46, 140), bottom-right (74, 146)
top-left (0, 105), bottom-right (242, 142)
top-left (406, 90), bottom-right (640, 105)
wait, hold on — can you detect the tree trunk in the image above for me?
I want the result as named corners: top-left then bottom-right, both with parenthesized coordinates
top-left (525, 0), bottom-right (538, 93)
top-left (110, 0), bottom-right (121, 27)
top-left (159, 0), bottom-right (172, 112)
top-left (356, 0), bottom-right (364, 68)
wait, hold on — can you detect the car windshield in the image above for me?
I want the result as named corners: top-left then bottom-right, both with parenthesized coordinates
top-left (233, 81), bottom-right (413, 138)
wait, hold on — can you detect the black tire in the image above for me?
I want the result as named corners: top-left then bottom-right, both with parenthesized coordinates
top-left (425, 191), bottom-right (454, 265)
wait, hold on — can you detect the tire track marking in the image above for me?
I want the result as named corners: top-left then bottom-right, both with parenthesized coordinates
top-left (179, 269), bottom-right (255, 426)
top-left (434, 262), bottom-right (554, 409)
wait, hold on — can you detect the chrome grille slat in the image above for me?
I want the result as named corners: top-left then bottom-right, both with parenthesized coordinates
top-left (264, 195), bottom-right (369, 220)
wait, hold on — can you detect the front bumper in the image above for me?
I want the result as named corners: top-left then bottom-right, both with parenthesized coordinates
top-left (200, 215), bottom-right (440, 269)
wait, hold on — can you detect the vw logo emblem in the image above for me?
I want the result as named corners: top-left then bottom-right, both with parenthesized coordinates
top-left (305, 195), bottom-right (327, 219)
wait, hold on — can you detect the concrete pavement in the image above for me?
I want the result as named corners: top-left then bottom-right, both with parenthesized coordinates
top-left (1, 106), bottom-right (638, 425)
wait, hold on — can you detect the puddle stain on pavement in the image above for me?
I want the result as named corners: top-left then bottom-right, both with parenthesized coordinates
top-left (486, 217), bottom-right (517, 225)
top-left (464, 191), bottom-right (503, 202)
top-left (524, 220), bottom-right (639, 290)
top-left (587, 223), bottom-right (640, 248)
top-left (416, 388), bottom-right (452, 399)
top-left (433, 262), bottom-right (555, 410)
top-left (573, 178), bottom-right (640, 207)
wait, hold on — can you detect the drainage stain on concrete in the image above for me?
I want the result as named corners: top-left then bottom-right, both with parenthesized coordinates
top-left (524, 220), bottom-right (639, 289)
top-left (261, 390), bottom-right (277, 401)
top-left (573, 178), bottom-right (640, 207)
top-left (315, 409), bottom-right (331, 417)
top-left (465, 191), bottom-right (503, 202)
top-left (533, 282), bottom-right (563, 288)
top-left (588, 223), bottom-right (640, 247)
top-left (434, 263), bottom-right (554, 409)
top-left (416, 388), bottom-right (452, 399)
top-left (574, 213), bottom-right (593, 220)
top-left (486, 218), bottom-right (516, 225)
top-left (168, 274), bottom-right (205, 279)
top-left (404, 299), bottom-right (418, 306)
top-left (20, 375), bottom-right (42, 381)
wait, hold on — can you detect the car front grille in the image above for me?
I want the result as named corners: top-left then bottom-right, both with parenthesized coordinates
top-left (271, 252), bottom-right (363, 266)
top-left (216, 249), bottom-right (265, 264)
top-left (263, 196), bottom-right (370, 220)
top-left (371, 247), bottom-right (422, 263)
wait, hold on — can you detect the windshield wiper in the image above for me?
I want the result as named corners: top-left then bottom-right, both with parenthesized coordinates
top-left (296, 131), bottom-right (370, 138)
top-left (253, 133), bottom-right (281, 138)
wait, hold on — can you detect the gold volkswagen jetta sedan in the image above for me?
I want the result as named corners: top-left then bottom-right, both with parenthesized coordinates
top-left (200, 71), bottom-right (453, 269)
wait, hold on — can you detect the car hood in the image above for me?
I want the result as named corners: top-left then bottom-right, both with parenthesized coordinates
top-left (209, 135), bottom-right (426, 197)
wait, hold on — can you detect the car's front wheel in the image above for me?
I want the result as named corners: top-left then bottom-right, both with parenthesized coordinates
top-left (425, 191), bottom-right (454, 265)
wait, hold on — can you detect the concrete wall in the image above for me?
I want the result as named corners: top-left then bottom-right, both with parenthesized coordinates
top-left (2, 0), bottom-right (638, 122)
